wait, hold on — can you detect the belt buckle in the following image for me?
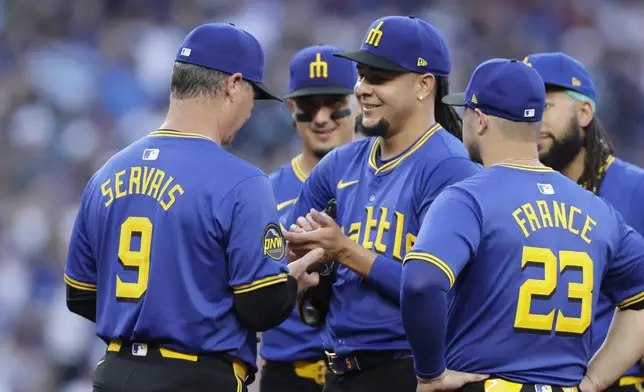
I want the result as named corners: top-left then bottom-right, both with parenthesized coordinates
top-left (324, 351), bottom-right (342, 375)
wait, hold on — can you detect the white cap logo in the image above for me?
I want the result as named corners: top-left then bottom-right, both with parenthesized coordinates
top-left (524, 109), bottom-right (535, 118)
top-left (181, 48), bottom-right (191, 57)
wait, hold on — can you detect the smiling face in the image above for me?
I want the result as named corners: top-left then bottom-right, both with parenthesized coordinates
top-left (288, 95), bottom-right (356, 159)
top-left (354, 64), bottom-right (421, 138)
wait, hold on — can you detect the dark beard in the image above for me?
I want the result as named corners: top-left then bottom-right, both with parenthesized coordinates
top-left (311, 148), bottom-right (332, 159)
top-left (355, 114), bottom-right (390, 137)
top-left (467, 140), bottom-right (483, 165)
top-left (539, 117), bottom-right (584, 171)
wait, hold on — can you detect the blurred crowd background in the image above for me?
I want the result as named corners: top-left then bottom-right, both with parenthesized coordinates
top-left (1, 0), bottom-right (644, 390)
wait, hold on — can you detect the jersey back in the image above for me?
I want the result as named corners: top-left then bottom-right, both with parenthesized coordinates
top-left (442, 165), bottom-right (639, 385)
top-left (64, 131), bottom-right (289, 369)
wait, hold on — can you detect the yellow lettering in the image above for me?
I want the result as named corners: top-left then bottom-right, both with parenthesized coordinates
top-left (160, 184), bottom-right (184, 211)
top-left (374, 207), bottom-right (390, 253)
top-left (264, 237), bottom-right (283, 250)
top-left (115, 169), bottom-right (127, 198)
top-left (146, 169), bottom-right (165, 199)
top-left (536, 200), bottom-right (554, 228)
top-left (348, 222), bottom-right (361, 243)
top-left (141, 167), bottom-right (156, 195)
top-left (522, 203), bottom-right (542, 231)
top-left (511, 201), bottom-right (596, 242)
top-left (513, 208), bottom-right (530, 238)
top-left (156, 176), bottom-right (174, 202)
top-left (568, 206), bottom-right (581, 235)
top-left (553, 201), bottom-right (568, 229)
top-left (129, 167), bottom-right (142, 195)
top-left (101, 179), bottom-right (114, 207)
top-left (392, 211), bottom-right (405, 260)
top-left (580, 215), bottom-right (596, 244)
top-left (362, 206), bottom-right (377, 250)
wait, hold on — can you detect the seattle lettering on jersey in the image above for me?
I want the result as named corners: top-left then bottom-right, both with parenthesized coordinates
top-left (100, 166), bottom-right (185, 211)
top-left (342, 206), bottom-right (416, 260)
top-left (512, 200), bottom-right (597, 244)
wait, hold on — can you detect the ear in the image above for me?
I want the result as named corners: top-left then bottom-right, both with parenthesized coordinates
top-left (474, 108), bottom-right (488, 136)
top-left (577, 101), bottom-right (594, 128)
top-left (225, 72), bottom-right (245, 99)
top-left (416, 73), bottom-right (436, 101)
top-left (285, 98), bottom-right (296, 113)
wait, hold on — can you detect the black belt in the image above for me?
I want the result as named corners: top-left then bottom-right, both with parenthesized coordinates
top-left (324, 350), bottom-right (411, 375)
top-left (106, 340), bottom-right (251, 383)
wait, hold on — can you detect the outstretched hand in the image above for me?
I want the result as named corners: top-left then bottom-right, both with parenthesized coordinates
top-left (283, 209), bottom-right (348, 263)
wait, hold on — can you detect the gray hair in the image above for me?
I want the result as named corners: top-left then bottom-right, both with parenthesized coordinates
top-left (170, 62), bottom-right (229, 100)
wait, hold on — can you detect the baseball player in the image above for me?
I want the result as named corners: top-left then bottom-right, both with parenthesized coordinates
top-left (400, 58), bottom-right (644, 392)
top-left (259, 44), bottom-right (358, 392)
top-left (525, 52), bottom-right (644, 392)
top-left (64, 23), bottom-right (323, 392)
top-left (281, 15), bottom-right (481, 392)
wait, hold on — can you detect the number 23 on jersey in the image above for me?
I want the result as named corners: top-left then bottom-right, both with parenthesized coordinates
top-left (515, 246), bottom-right (594, 335)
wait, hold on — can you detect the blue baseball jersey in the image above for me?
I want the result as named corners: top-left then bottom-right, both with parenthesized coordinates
top-left (284, 124), bottom-right (481, 354)
top-left (408, 164), bottom-right (644, 385)
top-left (593, 156), bottom-right (644, 377)
top-left (64, 130), bottom-right (289, 370)
top-left (260, 155), bottom-right (325, 362)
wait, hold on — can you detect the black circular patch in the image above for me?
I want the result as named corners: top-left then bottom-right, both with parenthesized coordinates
top-left (262, 223), bottom-right (286, 260)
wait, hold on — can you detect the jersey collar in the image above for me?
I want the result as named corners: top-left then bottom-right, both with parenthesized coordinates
top-left (148, 129), bottom-right (215, 142)
top-left (290, 154), bottom-right (309, 183)
top-left (368, 123), bottom-right (442, 175)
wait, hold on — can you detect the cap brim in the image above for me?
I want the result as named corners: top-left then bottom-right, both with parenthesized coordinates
top-left (252, 81), bottom-right (283, 101)
top-left (441, 92), bottom-right (466, 106)
top-left (333, 50), bottom-right (408, 73)
top-left (284, 86), bottom-right (354, 99)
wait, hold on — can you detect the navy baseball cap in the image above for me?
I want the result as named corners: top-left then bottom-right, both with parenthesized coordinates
top-left (285, 45), bottom-right (358, 99)
top-left (175, 23), bottom-right (281, 101)
top-left (443, 58), bottom-right (546, 122)
top-left (523, 52), bottom-right (597, 103)
top-left (334, 16), bottom-right (451, 76)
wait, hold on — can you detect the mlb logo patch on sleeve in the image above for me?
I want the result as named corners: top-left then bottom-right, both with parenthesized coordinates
top-left (142, 149), bottom-right (159, 160)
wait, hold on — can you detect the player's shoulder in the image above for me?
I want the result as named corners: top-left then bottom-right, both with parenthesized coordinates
top-left (331, 137), bottom-right (373, 160)
top-left (426, 126), bottom-right (471, 160)
top-left (607, 157), bottom-right (644, 191)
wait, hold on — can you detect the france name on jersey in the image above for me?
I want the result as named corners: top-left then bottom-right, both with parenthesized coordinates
top-left (63, 130), bottom-right (289, 369)
top-left (259, 155), bottom-right (325, 362)
top-left (284, 124), bottom-right (481, 355)
top-left (593, 156), bottom-right (644, 378)
top-left (407, 164), bottom-right (644, 385)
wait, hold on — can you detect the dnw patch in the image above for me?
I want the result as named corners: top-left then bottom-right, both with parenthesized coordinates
top-left (262, 223), bottom-right (285, 260)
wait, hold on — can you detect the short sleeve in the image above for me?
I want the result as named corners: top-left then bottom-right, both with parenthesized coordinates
top-left (601, 219), bottom-right (644, 310)
top-left (64, 190), bottom-right (98, 292)
top-left (404, 187), bottom-right (482, 290)
top-left (283, 150), bottom-right (337, 228)
top-left (418, 158), bottom-right (481, 220)
top-left (220, 175), bottom-right (290, 294)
